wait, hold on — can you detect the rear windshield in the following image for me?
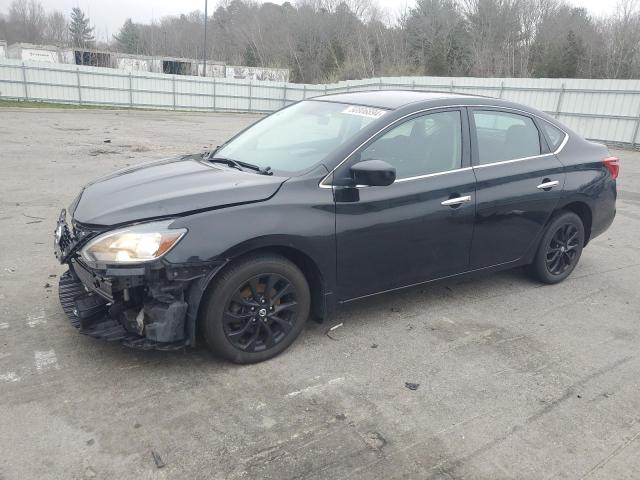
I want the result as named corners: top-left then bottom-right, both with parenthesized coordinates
top-left (215, 100), bottom-right (387, 174)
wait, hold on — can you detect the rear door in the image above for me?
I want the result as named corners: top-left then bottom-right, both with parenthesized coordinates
top-left (334, 108), bottom-right (476, 300)
top-left (468, 108), bottom-right (566, 269)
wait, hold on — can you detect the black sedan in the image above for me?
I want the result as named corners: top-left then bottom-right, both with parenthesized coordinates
top-left (54, 91), bottom-right (618, 363)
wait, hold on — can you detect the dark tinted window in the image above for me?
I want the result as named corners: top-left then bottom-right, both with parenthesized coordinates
top-left (473, 111), bottom-right (541, 164)
top-left (361, 110), bottom-right (462, 179)
top-left (540, 121), bottom-right (565, 151)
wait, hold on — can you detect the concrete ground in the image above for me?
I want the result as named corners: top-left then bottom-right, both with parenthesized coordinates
top-left (0, 108), bottom-right (639, 480)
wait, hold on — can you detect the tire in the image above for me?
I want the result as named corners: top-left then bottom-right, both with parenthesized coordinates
top-left (201, 254), bottom-right (310, 364)
top-left (527, 211), bottom-right (585, 284)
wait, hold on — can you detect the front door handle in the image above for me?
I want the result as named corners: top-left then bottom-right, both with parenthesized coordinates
top-left (537, 180), bottom-right (559, 190)
top-left (441, 195), bottom-right (471, 207)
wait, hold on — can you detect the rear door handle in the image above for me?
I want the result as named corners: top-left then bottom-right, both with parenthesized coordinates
top-left (441, 195), bottom-right (471, 207)
top-left (537, 180), bottom-right (559, 190)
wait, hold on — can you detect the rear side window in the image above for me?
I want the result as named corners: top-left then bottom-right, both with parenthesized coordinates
top-left (473, 110), bottom-right (541, 164)
top-left (540, 121), bottom-right (565, 151)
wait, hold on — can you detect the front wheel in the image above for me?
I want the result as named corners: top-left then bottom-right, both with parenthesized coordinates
top-left (201, 254), bottom-right (310, 364)
top-left (527, 211), bottom-right (585, 284)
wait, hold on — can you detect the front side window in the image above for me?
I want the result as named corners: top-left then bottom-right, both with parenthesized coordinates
top-left (215, 101), bottom-right (387, 174)
top-left (473, 110), bottom-right (541, 165)
top-left (360, 110), bottom-right (462, 180)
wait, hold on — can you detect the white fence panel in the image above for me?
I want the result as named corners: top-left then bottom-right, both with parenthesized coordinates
top-left (80, 69), bottom-right (129, 106)
top-left (0, 60), bottom-right (26, 98)
top-left (175, 76), bottom-right (210, 111)
top-left (28, 63), bottom-right (77, 103)
top-left (1, 59), bottom-right (639, 148)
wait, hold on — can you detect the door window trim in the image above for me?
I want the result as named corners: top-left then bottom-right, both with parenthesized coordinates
top-left (320, 104), bottom-right (569, 188)
top-left (394, 166), bottom-right (473, 183)
top-left (360, 108), bottom-right (468, 183)
top-left (468, 106), bottom-right (569, 169)
top-left (323, 107), bottom-right (469, 187)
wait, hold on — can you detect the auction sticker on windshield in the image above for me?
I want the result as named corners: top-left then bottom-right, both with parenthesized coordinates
top-left (342, 105), bottom-right (387, 119)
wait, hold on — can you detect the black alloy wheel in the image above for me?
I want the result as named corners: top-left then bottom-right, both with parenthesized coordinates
top-left (545, 223), bottom-right (580, 275)
top-left (202, 254), bottom-right (310, 363)
top-left (223, 273), bottom-right (299, 353)
top-left (528, 211), bottom-right (584, 285)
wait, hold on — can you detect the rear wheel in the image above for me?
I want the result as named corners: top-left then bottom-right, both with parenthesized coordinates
top-left (527, 211), bottom-right (584, 284)
top-left (202, 254), bottom-right (310, 363)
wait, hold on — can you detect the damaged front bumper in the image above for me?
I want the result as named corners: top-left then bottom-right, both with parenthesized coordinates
top-left (59, 263), bottom-right (186, 350)
top-left (55, 212), bottom-right (223, 350)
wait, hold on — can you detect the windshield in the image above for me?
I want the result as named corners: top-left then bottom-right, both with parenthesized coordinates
top-left (214, 100), bottom-right (387, 174)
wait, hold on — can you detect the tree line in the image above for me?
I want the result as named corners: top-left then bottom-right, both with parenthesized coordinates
top-left (1, 0), bottom-right (639, 83)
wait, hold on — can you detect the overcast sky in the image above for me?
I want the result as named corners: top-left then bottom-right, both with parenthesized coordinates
top-left (0, 0), bottom-right (622, 41)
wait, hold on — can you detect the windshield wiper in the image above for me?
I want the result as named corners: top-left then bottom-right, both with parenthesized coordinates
top-left (207, 155), bottom-right (273, 176)
top-left (207, 156), bottom-right (245, 172)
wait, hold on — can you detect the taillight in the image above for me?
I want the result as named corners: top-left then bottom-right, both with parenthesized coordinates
top-left (603, 156), bottom-right (619, 180)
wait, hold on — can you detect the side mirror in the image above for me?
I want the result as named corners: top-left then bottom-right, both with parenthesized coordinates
top-left (350, 160), bottom-right (396, 187)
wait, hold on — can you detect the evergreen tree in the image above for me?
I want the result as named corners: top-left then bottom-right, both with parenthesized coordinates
top-left (69, 7), bottom-right (94, 48)
top-left (561, 31), bottom-right (584, 78)
top-left (243, 42), bottom-right (259, 67)
top-left (114, 19), bottom-right (141, 54)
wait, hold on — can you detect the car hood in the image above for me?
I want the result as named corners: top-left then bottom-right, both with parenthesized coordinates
top-left (71, 155), bottom-right (287, 226)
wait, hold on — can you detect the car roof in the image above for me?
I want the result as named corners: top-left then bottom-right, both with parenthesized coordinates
top-left (312, 90), bottom-right (485, 110)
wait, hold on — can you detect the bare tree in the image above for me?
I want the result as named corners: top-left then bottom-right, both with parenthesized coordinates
top-left (8, 0), bottom-right (46, 44)
top-left (404, 0), bottom-right (469, 76)
top-left (1, 0), bottom-right (640, 82)
top-left (44, 10), bottom-right (68, 45)
top-left (602, 0), bottom-right (640, 78)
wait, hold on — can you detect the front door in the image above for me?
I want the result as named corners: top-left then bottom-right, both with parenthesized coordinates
top-left (468, 108), bottom-right (566, 268)
top-left (333, 109), bottom-right (477, 301)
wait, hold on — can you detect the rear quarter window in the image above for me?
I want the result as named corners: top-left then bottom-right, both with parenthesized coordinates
top-left (540, 121), bottom-right (566, 151)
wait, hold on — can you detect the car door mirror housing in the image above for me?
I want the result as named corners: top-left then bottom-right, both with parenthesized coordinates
top-left (350, 160), bottom-right (396, 187)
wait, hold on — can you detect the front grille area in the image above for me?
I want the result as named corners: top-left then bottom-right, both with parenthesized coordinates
top-left (58, 270), bottom-right (86, 329)
top-left (58, 222), bottom-right (75, 253)
top-left (58, 270), bottom-right (187, 351)
top-left (55, 209), bottom-right (103, 263)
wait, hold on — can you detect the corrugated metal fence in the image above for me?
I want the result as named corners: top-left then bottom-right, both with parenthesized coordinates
top-left (1, 58), bottom-right (640, 149)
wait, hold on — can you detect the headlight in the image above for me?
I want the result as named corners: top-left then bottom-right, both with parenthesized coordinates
top-left (80, 221), bottom-right (186, 264)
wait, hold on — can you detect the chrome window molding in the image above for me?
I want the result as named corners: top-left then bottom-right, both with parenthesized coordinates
top-left (394, 167), bottom-right (473, 183)
top-left (318, 103), bottom-right (569, 189)
top-left (343, 167), bottom-right (474, 189)
top-left (472, 153), bottom-right (555, 169)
